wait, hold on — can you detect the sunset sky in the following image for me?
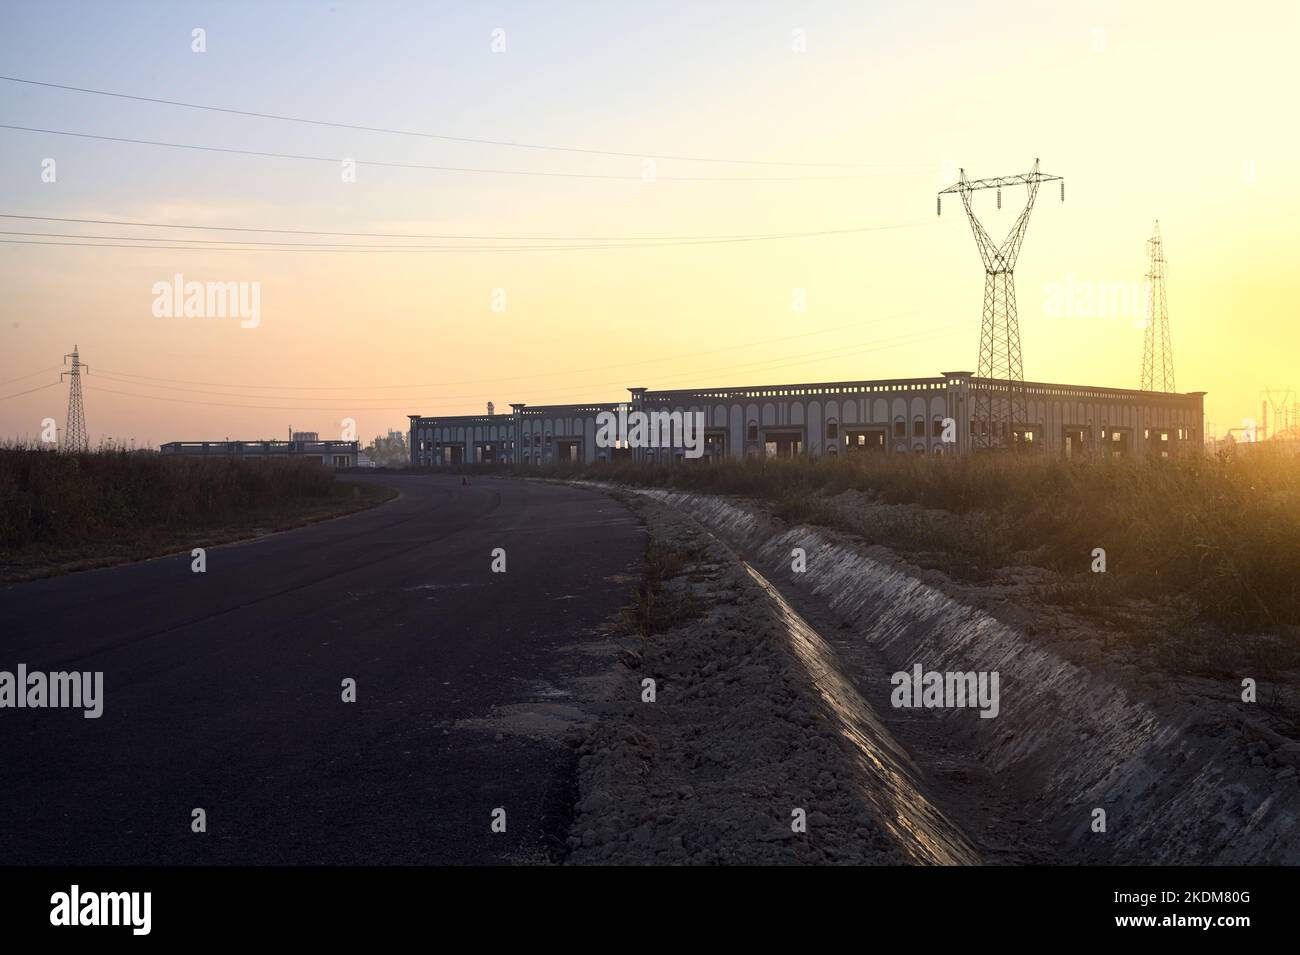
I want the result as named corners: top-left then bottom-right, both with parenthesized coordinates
top-left (1, 0), bottom-right (1296, 446)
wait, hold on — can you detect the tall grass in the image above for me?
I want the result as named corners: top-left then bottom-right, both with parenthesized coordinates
top-left (1, 446), bottom-right (338, 551)
top-left (500, 450), bottom-right (1300, 633)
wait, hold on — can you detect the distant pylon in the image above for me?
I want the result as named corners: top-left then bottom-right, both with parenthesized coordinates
top-left (61, 345), bottom-right (90, 452)
top-left (1263, 387), bottom-right (1297, 441)
top-left (1140, 222), bottom-right (1175, 392)
top-left (939, 159), bottom-right (1064, 449)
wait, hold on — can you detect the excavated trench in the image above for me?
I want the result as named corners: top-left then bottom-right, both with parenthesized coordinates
top-left (743, 559), bottom-right (978, 864)
top-left (626, 487), bottom-right (1300, 865)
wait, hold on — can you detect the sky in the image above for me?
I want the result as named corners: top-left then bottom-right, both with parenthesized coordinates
top-left (1, 0), bottom-right (1297, 446)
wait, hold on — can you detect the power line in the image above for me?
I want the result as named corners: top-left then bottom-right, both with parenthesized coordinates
top-left (94, 330), bottom-right (899, 403)
top-left (0, 74), bottom-right (916, 170)
top-left (3, 238), bottom-right (723, 254)
top-left (0, 221), bottom-right (933, 254)
top-left (98, 333), bottom-right (921, 403)
top-left (0, 231), bottom-right (670, 250)
top-left (81, 327), bottom-right (959, 413)
top-left (91, 308), bottom-right (928, 393)
top-left (0, 366), bottom-right (60, 387)
top-left (90, 372), bottom-right (445, 404)
top-left (0, 213), bottom-right (906, 244)
top-left (1, 229), bottom-right (490, 248)
top-left (0, 124), bottom-right (899, 182)
top-left (0, 230), bottom-right (535, 249)
top-left (0, 381), bottom-right (59, 402)
top-left (83, 383), bottom-right (397, 413)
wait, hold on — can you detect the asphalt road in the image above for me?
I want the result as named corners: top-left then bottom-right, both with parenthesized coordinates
top-left (0, 475), bottom-right (644, 864)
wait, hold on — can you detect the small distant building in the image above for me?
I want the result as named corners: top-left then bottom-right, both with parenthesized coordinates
top-left (160, 438), bottom-right (359, 469)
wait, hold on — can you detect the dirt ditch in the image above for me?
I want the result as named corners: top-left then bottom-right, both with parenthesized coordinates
top-left (568, 483), bottom-right (1300, 864)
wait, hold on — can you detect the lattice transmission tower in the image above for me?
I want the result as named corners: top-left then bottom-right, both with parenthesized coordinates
top-left (939, 159), bottom-right (1063, 449)
top-left (1140, 221), bottom-right (1175, 392)
top-left (1263, 388), bottom-right (1298, 441)
top-left (61, 345), bottom-right (90, 452)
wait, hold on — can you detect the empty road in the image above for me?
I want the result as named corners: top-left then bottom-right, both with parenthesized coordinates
top-left (0, 475), bottom-right (644, 864)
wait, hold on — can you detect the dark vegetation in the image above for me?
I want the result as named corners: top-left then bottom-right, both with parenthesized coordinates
top-left (451, 450), bottom-right (1300, 635)
top-left (0, 447), bottom-right (393, 581)
top-left (619, 540), bottom-right (707, 639)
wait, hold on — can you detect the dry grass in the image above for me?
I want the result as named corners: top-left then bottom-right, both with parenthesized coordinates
top-left (510, 449), bottom-right (1300, 634)
top-left (0, 447), bottom-right (393, 581)
top-left (619, 541), bottom-right (705, 639)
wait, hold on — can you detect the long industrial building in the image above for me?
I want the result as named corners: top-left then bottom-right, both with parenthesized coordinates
top-left (408, 372), bottom-right (1205, 466)
top-left (161, 436), bottom-right (359, 468)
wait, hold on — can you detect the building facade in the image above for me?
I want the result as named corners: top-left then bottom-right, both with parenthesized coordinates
top-left (160, 438), bottom-right (360, 469)
top-left (408, 372), bottom-right (1205, 466)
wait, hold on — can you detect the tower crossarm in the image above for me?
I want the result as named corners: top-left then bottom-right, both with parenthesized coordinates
top-left (941, 163), bottom-right (1060, 194)
top-left (941, 160), bottom-right (1059, 274)
top-left (939, 170), bottom-right (1062, 194)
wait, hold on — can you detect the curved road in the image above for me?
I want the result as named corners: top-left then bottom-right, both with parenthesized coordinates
top-left (0, 475), bottom-right (644, 864)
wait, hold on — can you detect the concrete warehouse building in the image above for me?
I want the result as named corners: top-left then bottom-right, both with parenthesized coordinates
top-left (160, 438), bottom-right (360, 469)
top-left (408, 372), bottom-right (1205, 466)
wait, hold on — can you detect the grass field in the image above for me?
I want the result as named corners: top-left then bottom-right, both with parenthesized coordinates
top-left (0, 448), bottom-right (395, 582)
top-left (464, 449), bottom-right (1300, 635)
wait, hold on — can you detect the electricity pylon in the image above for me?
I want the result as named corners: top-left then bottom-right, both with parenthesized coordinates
top-left (939, 159), bottom-right (1063, 449)
top-left (1140, 221), bottom-right (1175, 392)
top-left (61, 345), bottom-right (89, 452)
top-left (1262, 387), bottom-right (1297, 441)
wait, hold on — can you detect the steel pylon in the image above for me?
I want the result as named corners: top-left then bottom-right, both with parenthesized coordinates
top-left (1140, 221), bottom-right (1175, 393)
top-left (939, 159), bottom-right (1063, 449)
top-left (61, 345), bottom-right (90, 452)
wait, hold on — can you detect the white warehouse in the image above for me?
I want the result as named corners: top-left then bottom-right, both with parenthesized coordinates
top-left (408, 371), bottom-right (1204, 466)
